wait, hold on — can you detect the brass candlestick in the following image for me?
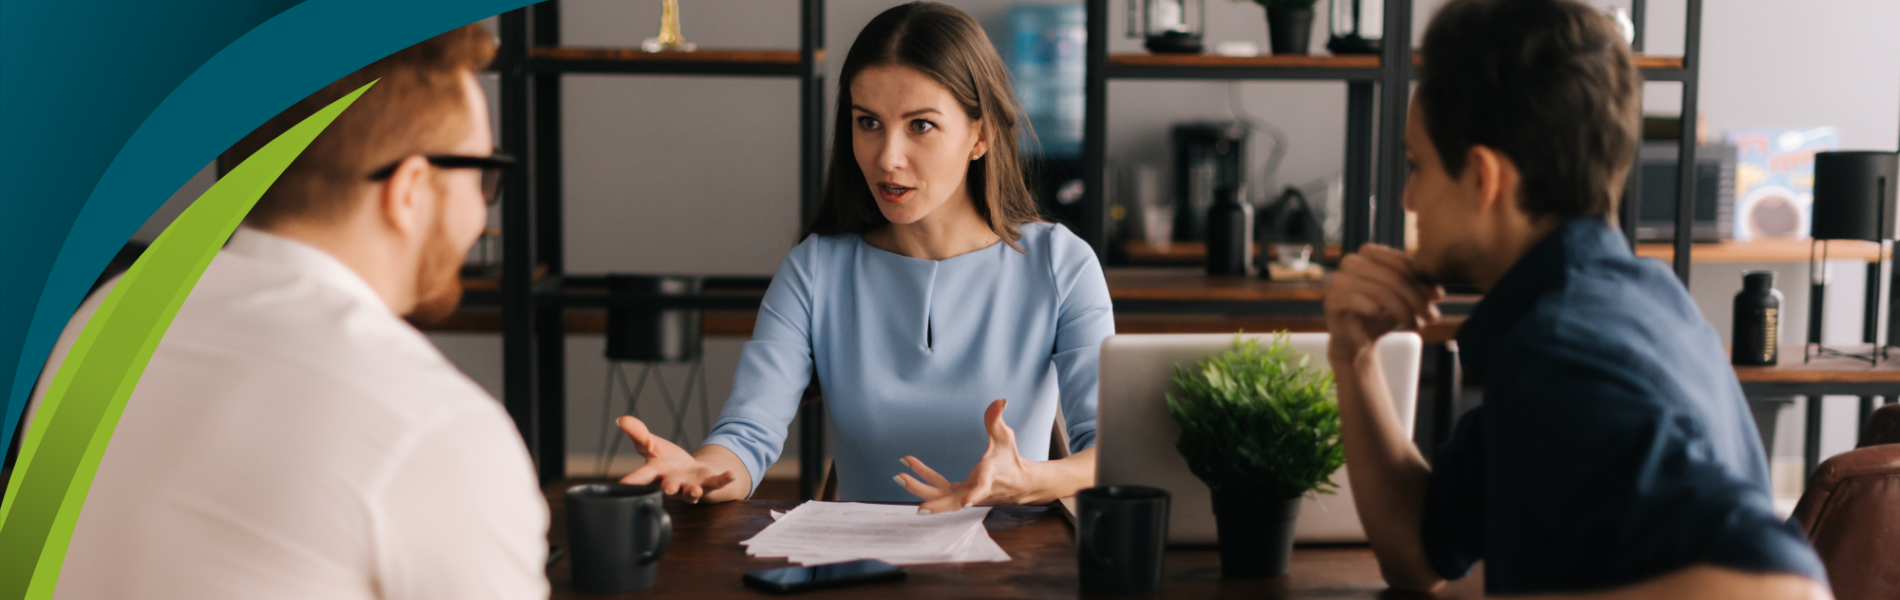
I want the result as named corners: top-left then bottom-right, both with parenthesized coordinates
top-left (642, 0), bottom-right (696, 53)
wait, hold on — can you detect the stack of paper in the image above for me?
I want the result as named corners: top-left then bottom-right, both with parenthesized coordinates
top-left (741, 502), bottom-right (1011, 566)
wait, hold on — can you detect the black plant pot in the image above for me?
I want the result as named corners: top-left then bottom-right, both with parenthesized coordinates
top-left (1265, 7), bottom-right (1315, 55)
top-left (1211, 492), bottom-right (1302, 579)
top-left (605, 274), bottom-right (703, 363)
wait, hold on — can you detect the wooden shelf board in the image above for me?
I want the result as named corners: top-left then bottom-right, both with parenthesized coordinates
top-left (422, 306), bottom-right (1467, 344)
top-left (530, 47), bottom-right (814, 65)
top-left (1416, 52), bottom-right (1683, 69)
top-left (1635, 239), bottom-right (1886, 264)
top-left (1121, 239), bottom-right (1885, 266)
top-left (1121, 240), bottom-right (1342, 266)
top-left (419, 307), bottom-right (755, 337)
top-left (438, 268), bottom-right (1474, 341)
top-left (1109, 53), bottom-right (1378, 69)
top-left (1116, 313), bottom-right (1463, 344)
top-left (1107, 53), bottom-right (1680, 71)
top-left (459, 264), bottom-right (547, 292)
top-left (1735, 345), bottom-right (1900, 384)
top-left (1633, 55), bottom-right (1686, 70)
top-left (1106, 267), bottom-right (1329, 302)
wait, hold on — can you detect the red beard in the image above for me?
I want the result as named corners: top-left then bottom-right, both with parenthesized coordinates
top-left (404, 207), bottom-right (467, 326)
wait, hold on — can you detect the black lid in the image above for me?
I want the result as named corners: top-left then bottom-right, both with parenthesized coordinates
top-left (1743, 270), bottom-right (1775, 291)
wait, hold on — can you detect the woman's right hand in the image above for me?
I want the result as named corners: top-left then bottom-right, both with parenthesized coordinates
top-left (616, 416), bottom-right (737, 503)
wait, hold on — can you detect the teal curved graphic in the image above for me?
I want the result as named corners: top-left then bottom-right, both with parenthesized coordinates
top-left (0, 83), bottom-right (374, 600)
top-left (2, 0), bottom-right (530, 490)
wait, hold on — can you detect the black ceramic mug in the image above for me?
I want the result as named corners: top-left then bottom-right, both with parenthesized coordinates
top-left (566, 483), bottom-right (672, 593)
top-left (1076, 485), bottom-right (1170, 595)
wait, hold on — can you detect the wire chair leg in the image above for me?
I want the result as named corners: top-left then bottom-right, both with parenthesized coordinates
top-left (594, 363), bottom-right (619, 479)
top-left (674, 360), bottom-right (701, 446)
top-left (600, 362), bottom-right (653, 480)
top-left (697, 360), bottom-right (712, 446)
top-left (651, 368), bottom-right (682, 444)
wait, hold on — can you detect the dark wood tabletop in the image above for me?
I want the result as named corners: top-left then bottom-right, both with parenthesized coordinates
top-left (544, 490), bottom-right (1484, 599)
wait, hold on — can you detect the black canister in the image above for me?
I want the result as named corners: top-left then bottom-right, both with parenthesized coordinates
top-left (1732, 271), bottom-right (1782, 366)
top-left (605, 275), bottom-right (702, 363)
top-left (1205, 186), bottom-right (1253, 276)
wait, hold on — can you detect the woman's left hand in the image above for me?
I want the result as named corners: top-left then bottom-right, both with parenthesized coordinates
top-left (897, 399), bottom-right (1052, 514)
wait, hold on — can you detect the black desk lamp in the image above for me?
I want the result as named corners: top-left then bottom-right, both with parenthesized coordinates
top-left (1807, 151), bottom-right (1899, 364)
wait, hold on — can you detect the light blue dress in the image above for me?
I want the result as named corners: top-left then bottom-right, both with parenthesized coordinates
top-left (702, 223), bottom-right (1115, 501)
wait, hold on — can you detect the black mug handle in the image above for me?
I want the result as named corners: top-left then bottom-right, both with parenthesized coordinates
top-left (1081, 508), bottom-right (1113, 566)
top-left (636, 501), bottom-right (672, 566)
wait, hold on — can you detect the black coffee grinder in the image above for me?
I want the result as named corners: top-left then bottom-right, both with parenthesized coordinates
top-left (1171, 122), bottom-right (1248, 242)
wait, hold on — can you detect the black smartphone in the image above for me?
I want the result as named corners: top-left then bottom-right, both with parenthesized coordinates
top-left (741, 559), bottom-right (907, 594)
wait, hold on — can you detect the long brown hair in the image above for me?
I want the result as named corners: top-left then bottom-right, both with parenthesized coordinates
top-left (803, 2), bottom-right (1043, 250)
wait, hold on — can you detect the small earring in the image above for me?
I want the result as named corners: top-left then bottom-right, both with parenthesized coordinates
top-left (971, 154), bottom-right (981, 161)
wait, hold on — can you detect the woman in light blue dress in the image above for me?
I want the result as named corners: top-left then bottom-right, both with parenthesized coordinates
top-left (616, 2), bottom-right (1113, 512)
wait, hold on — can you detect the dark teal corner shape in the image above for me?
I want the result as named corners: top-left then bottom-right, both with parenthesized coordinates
top-left (0, 0), bottom-right (534, 479)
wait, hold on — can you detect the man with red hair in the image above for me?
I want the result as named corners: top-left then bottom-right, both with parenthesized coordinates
top-left (29, 25), bottom-right (545, 600)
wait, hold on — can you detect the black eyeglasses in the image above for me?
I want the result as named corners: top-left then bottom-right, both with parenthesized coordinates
top-left (368, 153), bottom-right (516, 206)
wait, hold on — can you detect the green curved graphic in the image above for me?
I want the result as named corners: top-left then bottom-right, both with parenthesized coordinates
top-left (0, 81), bottom-right (374, 600)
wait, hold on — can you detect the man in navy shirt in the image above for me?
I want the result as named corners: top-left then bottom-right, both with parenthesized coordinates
top-left (1324, 0), bottom-right (1831, 598)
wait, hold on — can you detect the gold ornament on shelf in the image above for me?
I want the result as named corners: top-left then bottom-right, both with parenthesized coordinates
top-left (642, 0), bottom-right (697, 53)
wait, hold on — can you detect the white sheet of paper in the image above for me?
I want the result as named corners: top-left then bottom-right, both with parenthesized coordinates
top-left (742, 502), bottom-right (1011, 565)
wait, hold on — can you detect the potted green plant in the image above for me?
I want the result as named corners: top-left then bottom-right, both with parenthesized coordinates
top-left (1166, 333), bottom-right (1343, 578)
top-left (1247, 0), bottom-right (1318, 55)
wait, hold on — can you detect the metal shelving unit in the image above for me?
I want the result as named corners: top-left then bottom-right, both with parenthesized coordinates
top-left (487, 0), bottom-right (1701, 489)
top-left (1081, 0), bottom-right (1704, 284)
top-left (1624, 0), bottom-right (1705, 286)
top-left (1080, 0), bottom-right (1414, 261)
top-left (490, 1), bottom-right (826, 490)
top-left (1078, 0), bottom-right (1703, 454)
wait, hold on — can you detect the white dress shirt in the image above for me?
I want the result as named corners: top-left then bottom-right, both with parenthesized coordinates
top-left (27, 228), bottom-right (548, 600)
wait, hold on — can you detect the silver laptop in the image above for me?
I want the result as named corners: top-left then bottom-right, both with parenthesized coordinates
top-left (1096, 332), bottom-right (1421, 545)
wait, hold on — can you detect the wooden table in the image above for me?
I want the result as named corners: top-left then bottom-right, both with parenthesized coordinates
top-left (543, 492), bottom-right (1485, 599)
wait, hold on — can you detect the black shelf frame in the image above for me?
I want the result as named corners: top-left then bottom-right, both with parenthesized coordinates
top-left (1083, 0), bottom-right (1702, 283)
top-left (1082, 0), bottom-right (1415, 261)
top-left (494, 0), bottom-right (827, 491)
top-left (493, 0), bottom-right (1702, 490)
top-left (1080, 0), bottom-right (1703, 453)
top-left (1615, 0), bottom-right (1705, 287)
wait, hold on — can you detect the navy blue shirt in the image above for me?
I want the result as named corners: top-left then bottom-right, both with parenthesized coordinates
top-left (1424, 218), bottom-right (1826, 594)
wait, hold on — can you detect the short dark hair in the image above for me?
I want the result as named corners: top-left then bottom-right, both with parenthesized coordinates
top-left (219, 25), bottom-right (496, 227)
top-left (1417, 0), bottom-right (1642, 221)
top-left (804, 2), bottom-right (1043, 249)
